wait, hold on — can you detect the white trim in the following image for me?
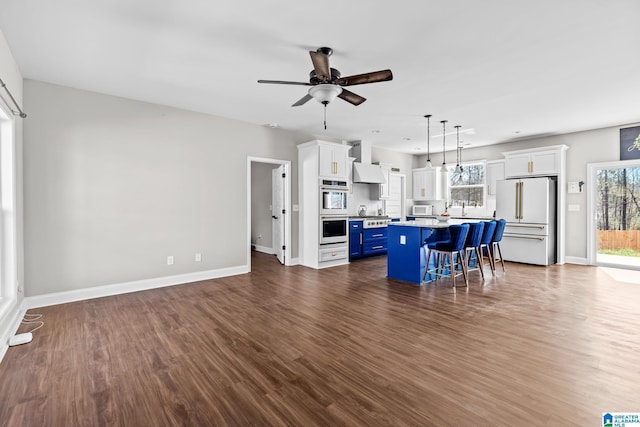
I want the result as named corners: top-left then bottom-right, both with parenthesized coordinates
top-left (586, 158), bottom-right (640, 265)
top-left (25, 265), bottom-right (249, 309)
top-left (254, 245), bottom-right (274, 255)
top-left (247, 156), bottom-right (293, 269)
top-left (0, 299), bottom-right (26, 364)
top-left (565, 256), bottom-right (588, 265)
top-left (289, 257), bottom-right (300, 265)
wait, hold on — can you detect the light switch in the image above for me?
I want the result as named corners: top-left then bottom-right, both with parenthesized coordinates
top-left (400, 235), bottom-right (406, 245)
top-left (567, 182), bottom-right (581, 193)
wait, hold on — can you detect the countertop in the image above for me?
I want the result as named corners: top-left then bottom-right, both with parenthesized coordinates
top-left (389, 219), bottom-right (450, 228)
top-left (409, 214), bottom-right (495, 220)
top-left (390, 217), bottom-right (485, 227)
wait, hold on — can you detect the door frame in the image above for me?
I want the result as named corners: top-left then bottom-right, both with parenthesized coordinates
top-left (247, 157), bottom-right (292, 269)
top-left (586, 158), bottom-right (640, 266)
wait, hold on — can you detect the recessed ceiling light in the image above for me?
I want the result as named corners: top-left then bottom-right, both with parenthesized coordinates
top-left (266, 123), bottom-right (279, 128)
top-left (371, 130), bottom-right (381, 134)
top-left (403, 137), bottom-right (411, 141)
top-left (461, 142), bottom-right (472, 147)
top-left (515, 130), bottom-right (521, 134)
top-left (415, 147), bottom-right (422, 151)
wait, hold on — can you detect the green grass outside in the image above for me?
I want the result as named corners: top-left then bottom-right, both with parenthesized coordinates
top-left (598, 248), bottom-right (640, 257)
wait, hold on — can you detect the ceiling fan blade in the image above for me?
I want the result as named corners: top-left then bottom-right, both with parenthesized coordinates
top-left (257, 80), bottom-right (311, 86)
top-left (338, 89), bottom-right (366, 106)
top-left (292, 94), bottom-right (313, 107)
top-left (309, 51), bottom-right (331, 81)
top-left (335, 69), bottom-right (393, 86)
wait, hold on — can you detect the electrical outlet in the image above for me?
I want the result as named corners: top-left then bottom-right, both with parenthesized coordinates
top-left (195, 253), bottom-right (202, 262)
top-left (167, 256), bottom-right (174, 265)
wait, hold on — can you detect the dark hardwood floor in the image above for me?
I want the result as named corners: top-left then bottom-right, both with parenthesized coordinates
top-left (1, 252), bottom-right (639, 426)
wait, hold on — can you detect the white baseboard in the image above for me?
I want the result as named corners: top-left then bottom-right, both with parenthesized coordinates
top-left (254, 245), bottom-right (274, 255)
top-left (287, 257), bottom-right (300, 266)
top-left (565, 256), bottom-right (588, 265)
top-left (0, 299), bottom-right (27, 364)
top-left (25, 265), bottom-right (249, 309)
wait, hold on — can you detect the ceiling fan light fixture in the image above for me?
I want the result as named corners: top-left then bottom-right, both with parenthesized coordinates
top-left (309, 84), bottom-right (342, 104)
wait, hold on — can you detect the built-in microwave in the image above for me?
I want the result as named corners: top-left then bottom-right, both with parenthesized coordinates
top-left (320, 180), bottom-right (348, 215)
top-left (320, 216), bottom-right (348, 245)
top-left (412, 205), bottom-right (433, 216)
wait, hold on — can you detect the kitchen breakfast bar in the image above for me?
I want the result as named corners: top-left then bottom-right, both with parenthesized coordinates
top-left (387, 219), bottom-right (452, 285)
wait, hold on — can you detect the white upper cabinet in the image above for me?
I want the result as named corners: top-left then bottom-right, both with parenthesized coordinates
top-left (503, 145), bottom-right (568, 178)
top-left (318, 143), bottom-right (350, 180)
top-left (412, 168), bottom-right (439, 200)
top-left (486, 160), bottom-right (505, 196)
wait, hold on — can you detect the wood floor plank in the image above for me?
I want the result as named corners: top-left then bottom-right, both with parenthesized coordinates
top-left (1, 252), bottom-right (640, 426)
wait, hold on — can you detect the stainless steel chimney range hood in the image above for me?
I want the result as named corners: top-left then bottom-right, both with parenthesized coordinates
top-left (350, 141), bottom-right (386, 184)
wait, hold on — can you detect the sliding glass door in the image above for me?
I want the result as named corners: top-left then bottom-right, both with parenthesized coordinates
top-left (589, 160), bottom-right (640, 269)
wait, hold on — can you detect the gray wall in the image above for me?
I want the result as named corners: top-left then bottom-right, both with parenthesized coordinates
top-left (251, 162), bottom-right (275, 250)
top-left (416, 124), bottom-right (640, 259)
top-left (23, 80), bottom-right (312, 296)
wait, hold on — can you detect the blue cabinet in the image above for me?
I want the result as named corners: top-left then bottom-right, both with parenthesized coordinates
top-left (362, 228), bottom-right (388, 256)
top-left (349, 221), bottom-right (388, 260)
top-left (349, 221), bottom-right (363, 260)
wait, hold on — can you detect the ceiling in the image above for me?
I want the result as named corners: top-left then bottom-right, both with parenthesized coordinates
top-left (1, 0), bottom-right (639, 153)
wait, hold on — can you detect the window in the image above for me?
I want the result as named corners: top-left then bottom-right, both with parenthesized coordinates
top-left (449, 162), bottom-right (485, 207)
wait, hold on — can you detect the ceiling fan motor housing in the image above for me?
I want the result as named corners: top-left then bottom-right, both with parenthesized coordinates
top-left (309, 68), bottom-right (341, 84)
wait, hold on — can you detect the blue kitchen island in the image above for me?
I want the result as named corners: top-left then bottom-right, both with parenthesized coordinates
top-left (387, 220), bottom-right (451, 285)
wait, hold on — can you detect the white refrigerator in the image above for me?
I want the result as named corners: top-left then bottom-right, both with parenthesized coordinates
top-left (495, 177), bottom-right (556, 265)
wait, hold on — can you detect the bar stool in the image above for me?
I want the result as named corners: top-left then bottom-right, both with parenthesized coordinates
top-left (478, 220), bottom-right (497, 276)
top-left (491, 219), bottom-right (507, 273)
top-left (462, 222), bottom-right (485, 281)
top-left (423, 224), bottom-right (470, 289)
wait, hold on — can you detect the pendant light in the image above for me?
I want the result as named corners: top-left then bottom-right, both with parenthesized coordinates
top-left (454, 125), bottom-right (463, 174)
top-left (440, 120), bottom-right (448, 172)
top-left (425, 114), bottom-right (433, 168)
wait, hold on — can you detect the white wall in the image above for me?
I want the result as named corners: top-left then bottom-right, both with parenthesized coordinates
top-left (416, 124), bottom-right (640, 259)
top-left (23, 80), bottom-right (312, 297)
top-left (0, 28), bottom-right (25, 352)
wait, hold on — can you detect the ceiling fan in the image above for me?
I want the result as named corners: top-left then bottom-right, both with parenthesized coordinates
top-left (258, 47), bottom-right (393, 128)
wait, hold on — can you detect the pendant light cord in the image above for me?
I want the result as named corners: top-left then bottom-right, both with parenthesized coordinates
top-left (440, 120), bottom-right (447, 166)
top-left (425, 114), bottom-right (432, 162)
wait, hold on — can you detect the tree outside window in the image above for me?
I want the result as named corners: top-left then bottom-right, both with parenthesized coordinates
top-left (449, 163), bottom-right (485, 207)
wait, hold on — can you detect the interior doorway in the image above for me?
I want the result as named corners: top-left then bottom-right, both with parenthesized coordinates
top-left (587, 159), bottom-right (640, 270)
top-left (386, 173), bottom-right (406, 219)
top-left (247, 157), bottom-right (292, 270)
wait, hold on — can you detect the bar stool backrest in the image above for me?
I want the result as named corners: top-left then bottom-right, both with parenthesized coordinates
top-left (480, 221), bottom-right (497, 245)
top-left (492, 219), bottom-right (506, 243)
top-left (464, 222), bottom-right (485, 248)
top-left (446, 224), bottom-right (470, 252)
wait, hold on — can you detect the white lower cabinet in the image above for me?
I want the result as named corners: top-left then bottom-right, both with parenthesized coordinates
top-left (319, 245), bottom-right (349, 263)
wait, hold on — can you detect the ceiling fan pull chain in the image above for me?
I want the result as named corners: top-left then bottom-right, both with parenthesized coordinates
top-left (324, 103), bottom-right (327, 130)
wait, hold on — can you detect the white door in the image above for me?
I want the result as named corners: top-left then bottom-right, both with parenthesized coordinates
top-left (272, 165), bottom-right (285, 264)
top-left (386, 173), bottom-right (405, 219)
